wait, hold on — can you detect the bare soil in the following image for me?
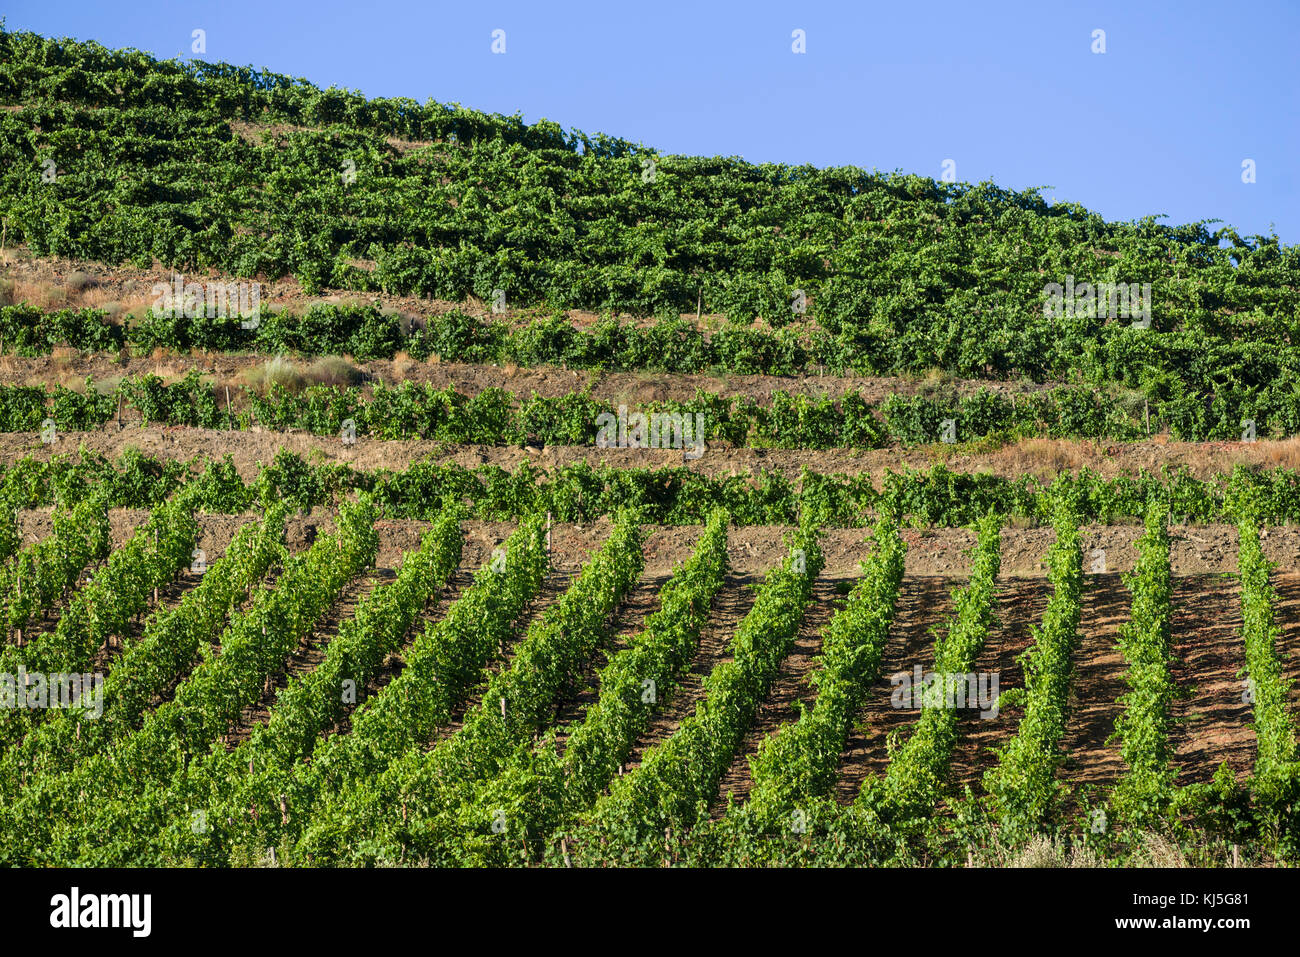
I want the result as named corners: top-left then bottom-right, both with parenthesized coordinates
top-left (712, 576), bottom-right (847, 812)
top-left (7, 424), bottom-right (1300, 488)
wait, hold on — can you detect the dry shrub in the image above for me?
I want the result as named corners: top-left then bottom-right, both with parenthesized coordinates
top-left (99, 301), bottom-right (126, 322)
top-left (242, 356), bottom-right (305, 394)
top-left (77, 285), bottom-right (150, 314)
top-left (242, 355), bottom-right (360, 394)
top-left (390, 351), bottom-right (416, 382)
top-left (1256, 438), bottom-right (1300, 470)
top-left (1066, 845), bottom-right (1103, 868)
top-left (997, 836), bottom-right (1103, 868)
top-left (1009, 836), bottom-right (1065, 868)
top-left (918, 368), bottom-right (954, 394)
top-left (304, 356), bottom-right (361, 388)
top-left (995, 438), bottom-right (1096, 477)
top-left (41, 284), bottom-right (67, 309)
top-left (1132, 833), bottom-right (1187, 868)
top-left (66, 270), bottom-right (95, 293)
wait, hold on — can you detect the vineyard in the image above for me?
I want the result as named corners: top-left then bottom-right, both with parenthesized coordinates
top-left (0, 27), bottom-right (1298, 869)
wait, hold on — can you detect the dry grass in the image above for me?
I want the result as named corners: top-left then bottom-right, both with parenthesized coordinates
top-left (979, 835), bottom-right (1104, 868)
top-left (305, 356), bottom-right (361, 388)
top-left (918, 367), bottom-right (956, 394)
top-left (241, 355), bottom-right (361, 394)
top-left (991, 438), bottom-right (1100, 478)
top-left (390, 351), bottom-right (417, 382)
top-left (1256, 438), bottom-right (1300, 470)
top-left (1131, 833), bottom-right (1188, 868)
top-left (40, 284), bottom-right (67, 309)
top-left (242, 356), bottom-right (305, 394)
top-left (65, 270), bottom-right (94, 293)
top-left (75, 285), bottom-right (154, 316)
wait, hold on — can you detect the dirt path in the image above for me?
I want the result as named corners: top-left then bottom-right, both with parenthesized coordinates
top-left (1058, 574), bottom-right (1131, 796)
top-left (834, 576), bottom-right (958, 803)
top-left (20, 509), bottom-right (1300, 581)
top-left (712, 575), bottom-right (847, 812)
top-left (947, 577), bottom-right (1053, 795)
top-left (0, 349), bottom-right (1065, 406)
top-left (1168, 575), bottom-right (1252, 785)
top-left (5, 423), bottom-right (1298, 487)
top-left (621, 575), bottom-right (760, 773)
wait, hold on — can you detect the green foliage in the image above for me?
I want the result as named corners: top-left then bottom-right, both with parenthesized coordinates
top-left (584, 523), bottom-right (823, 852)
top-left (449, 508), bottom-right (732, 864)
top-left (0, 506), bottom-right (287, 798)
top-left (983, 504), bottom-right (1083, 835)
top-left (0, 491), bottom-right (111, 638)
top-left (745, 516), bottom-right (906, 822)
top-left (1234, 519), bottom-right (1299, 814)
top-left (2, 29), bottom-right (1300, 434)
top-left (294, 510), bottom-right (645, 864)
top-left (861, 512), bottom-right (1001, 822)
top-left (1109, 502), bottom-right (1178, 827)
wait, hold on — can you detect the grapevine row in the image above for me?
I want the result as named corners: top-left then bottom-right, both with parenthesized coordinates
top-left (982, 505), bottom-right (1084, 834)
top-left (581, 524), bottom-right (824, 850)
top-left (295, 511), bottom-right (645, 864)
top-left (0, 492), bottom-right (110, 641)
top-left (178, 504), bottom-right (471, 862)
top-left (744, 515), bottom-right (906, 823)
top-left (10, 445), bottom-right (1300, 529)
top-left (0, 374), bottom-right (1152, 449)
top-left (0, 506), bottom-right (287, 797)
top-left (444, 508), bottom-right (732, 865)
top-left (0, 497), bottom-right (378, 865)
top-left (1235, 519), bottom-right (1299, 808)
top-left (860, 512), bottom-right (1001, 822)
top-left (0, 494), bottom-right (200, 751)
top-left (1108, 503), bottom-right (1177, 827)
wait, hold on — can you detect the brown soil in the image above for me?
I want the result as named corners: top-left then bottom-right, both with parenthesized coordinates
top-left (834, 577), bottom-right (958, 802)
top-left (1168, 576), bottom-right (1253, 785)
top-left (712, 576), bottom-right (847, 811)
top-left (21, 511), bottom-right (1278, 583)
top-left (621, 576), bottom-right (760, 774)
top-left (0, 349), bottom-right (1063, 407)
top-left (1058, 574), bottom-right (1131, 795)
top-left (947, 578), bottom-right (1054, 795)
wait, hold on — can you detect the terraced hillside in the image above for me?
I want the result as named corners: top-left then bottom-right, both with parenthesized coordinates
top-left (0, 28), bottom-right (1298, 867)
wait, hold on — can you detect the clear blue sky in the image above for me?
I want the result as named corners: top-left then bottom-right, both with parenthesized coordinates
top-left (6, 0), bottom-right (1297, 243)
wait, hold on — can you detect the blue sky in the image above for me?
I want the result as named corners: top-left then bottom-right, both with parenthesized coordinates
top-left (6, 0), bottom-right (1298, 243)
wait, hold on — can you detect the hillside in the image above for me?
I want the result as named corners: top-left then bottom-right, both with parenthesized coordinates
top-left (0, 28), bottom-right (1297, 870)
